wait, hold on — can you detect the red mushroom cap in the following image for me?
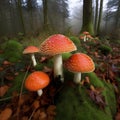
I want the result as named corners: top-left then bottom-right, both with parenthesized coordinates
top-left (64, 53), bottom-right (95, 73)
top-left (86, 35), bottom-right (93, 39)
top-left (79, 36), bottom-right (84, 40)
top-left (23, 46), bottom-right (39, 54)
top-left (25, 71), bottom-right (50, 91)
top-left (39, 34), bottom-right (77, 56)
top-left (83, 31), bottom-right (89, 35)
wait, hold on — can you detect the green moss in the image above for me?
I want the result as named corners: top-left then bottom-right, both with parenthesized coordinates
top-left (62, 53), bottom-right (72, 60)
top-left (2, 40), bottom-right (23, 62)
top-left (55, 86), bottom-right (113, 120)
top-left (84, 72), bottom-right (104, 87)
top-left (98, 45), bottom-right (112, 55)
top-left (69, 36), bottom-right (81, 51)
top-left (69, 36), bottom-right (81, 45)
top-left (55, 72), bottom-right (116, 120)
top-left (84, 72), bottom-right (116, 116)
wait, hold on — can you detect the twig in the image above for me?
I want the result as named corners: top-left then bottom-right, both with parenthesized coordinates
top-left (16, 62), bottom-right (32, 120)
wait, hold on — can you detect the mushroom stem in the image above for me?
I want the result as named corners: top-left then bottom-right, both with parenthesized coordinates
top-left (73, 72), bottom-right (81, 84)
top-left (83, 35), bottom-right (86, 42)
top-left (37, 89), bottom-right (43, 96)
top-left (31, 54), bottom-right (37, 66)
top-left (53, 54), bottom-right (64, 82)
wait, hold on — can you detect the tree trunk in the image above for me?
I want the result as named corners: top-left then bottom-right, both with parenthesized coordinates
top-left (81, 0), bottom-right (94, 35)
top-left (17, 0), bottom-right (26, 35)
top-left (94, 0), bottom-right (99, 35)
top-left (115, 0), bottom-right (120, 28)
top-left (97, 0), bottom-right (103, 35)
top-left (42, 0), bottom-right (48, 30)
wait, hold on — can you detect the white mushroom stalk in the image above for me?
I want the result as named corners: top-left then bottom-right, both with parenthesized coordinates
top-left (74, 72), bottom-right (81, 84)
top-left (84, 35), bottom-right (87, 42)
top-left (23, 46), bottom-right (39, 67)
top-left (53, 54), bottom-right (64, 82)
top-left (31, 53), bottom-right (37, 67)
top-left (37, 89), bottom-right (43, 96)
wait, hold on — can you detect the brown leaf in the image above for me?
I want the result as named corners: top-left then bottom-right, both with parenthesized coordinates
top-left (0, 67), bottom-right (4, 71)
top-left (43, 66), bottom-right (52, 73)
top-left (90, 85), bottom-right (96, 92)
top-left (40, 56), bottom-right (48, 62)
top-left (46, 105), bottom-right (56, 116)
top-left (109, 70), bottom-right (115, 79)
top-left (32, 100), bottom-right (40, 109)
top-left (94, 52), bottom-right (100, 58)
top-left (3, 60), bottom-right (11, 65)
top-left (85, 76), bottom-right (90, 84)
top-left (33, 109), bottom-right (40, 120)
top-left (22, 116), bottom-right (28, 120)
top-left (39, 111), bottom-right (47, 119)
top-left (115, 112), bottom-right (120, 120)
top-left (0, 85), bottom-right (9, 97)
top-left (0, 108), bottom-right (12, 120)
top-left (87, 89), bottom-right (106, 109)
top-left (5, 75), bottom-right (14, 81)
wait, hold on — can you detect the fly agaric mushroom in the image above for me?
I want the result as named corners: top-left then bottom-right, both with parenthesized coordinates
top-left (64, 53), bottom-right (95, 84)
top-left (25, 71), bottom-right (50, 96)
top-left (23, 46), bottom-right (39, 66)
top-left (83, 31), bottom-right (89, 42)
top-left (39, 34), bottom-right (77, 82)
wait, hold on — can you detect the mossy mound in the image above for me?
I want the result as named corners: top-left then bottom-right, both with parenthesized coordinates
top-left (69, 36), bottom-right (81, 51)
top-left (55, 72), bottom-right (116, 120)
top-left (1, 40), bottom-right (23, 62)
top-left (98, 44), bottom-right (112, 55)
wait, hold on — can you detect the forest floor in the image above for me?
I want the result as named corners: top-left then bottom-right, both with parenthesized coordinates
top-left (0, 36), bottom-right (120, 120)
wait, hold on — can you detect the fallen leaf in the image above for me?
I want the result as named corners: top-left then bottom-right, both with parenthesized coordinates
top-left (5, 75), bottom-right (14, 81)
top-left (39, 111), bottom-right (47, 119)
top-left (85, 76), bottom-right (90, 84)
top-left (0, 85), bottom-right (9, 97)
top-left (0, 108), bottom-right (12, 120)
top-left (115, 112), bottom-right (120, 120)
top-left (3, 60), bottom-right (11, 65)
top-left (43, 66), bottom-right (52, 73)
top-left (46, 105), bottom-right (56, 116)
top-left (87, 88), bottom-right (106, 110)
top-left (90, 85), bottom-right (96, 92)
top-left (0, 67), bottom-right (4, 71)
top-left (32, 100), bottom-right (40, 109)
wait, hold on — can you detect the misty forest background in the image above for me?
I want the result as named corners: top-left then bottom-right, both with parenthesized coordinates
top-left (0, 0), bottom-right (120, 120)
top-left (0, 0), bottom-right (120, 39)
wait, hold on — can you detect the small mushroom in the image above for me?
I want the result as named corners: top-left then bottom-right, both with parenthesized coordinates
top-left (23, 46), bottom-right (39, 66)
top-left (25, 71), bottom-right (50, 96)
top-left (64, 53), bottom-right (95, 84)
top-left (39, 34), bottom-right (77, 82)
top-left (83, 31), bottom-right (89, 42)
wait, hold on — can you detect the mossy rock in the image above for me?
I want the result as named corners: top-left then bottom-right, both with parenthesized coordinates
top-left (55, 72), bottom-right (116, 120)
top-left (2, 40), bottom-right (24, 62)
